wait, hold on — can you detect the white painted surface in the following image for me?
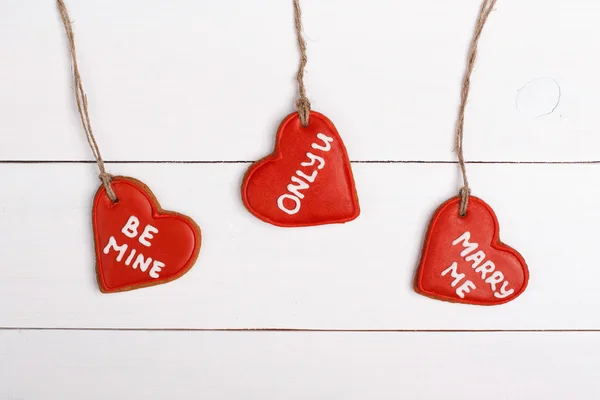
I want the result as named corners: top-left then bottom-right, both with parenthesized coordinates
top-left (1, 0), bottom-right (600, 162)
top-left (516, 78), bottom-right (562, 118)
top-left (1, 162), bottom-right (599, 330)
top-left (2, 330), bottom-right (600, 400)
top-left (0, 0), bottom-right (598, 398)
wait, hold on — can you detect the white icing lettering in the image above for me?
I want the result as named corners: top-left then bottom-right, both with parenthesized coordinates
top-left (287, 176), bottom-right (309, 199)
top-left (139, 224), bottom-right (159, 247)
top-left (132, 253), bottom-right (152, 273)
top-left (494, 281), bottom-right (515, 299)
top-left (301, 152), bottom-right (325, 170)
top-left (465, 250), bottom-right (486, 269)
top-left (441, 262), bottom-right (477, 299)
top-left (474, 260), bottom-right (495, 280)
top-left (441, 262), bottom-right (465, 288)
top-left (296, 169), bottom-right (318, 183)
top-left (311, 133), bottom-right (334, 152)
top-left (103, 236), bottom-right (128, 262)
top-left (124, 248), bottom-right (137, 266)
top-left (121, 216), bottom-right (140, 238)
top-left (277, 133), bottom-right (336, 215)
top-left (452, 231), bottom-right (479, 257)
top-left (456, 280), bottom-right (477, 299)
top-left (105, 220), bottom-right (166, 279)
top-left (448, 232), bottom-right (519, 301)
top-left (277, 194), bottom-right (301, 215)
top-left (149, 260), bottom-right (165, 279)
top-left (485, 271), bottom-right (505, 291)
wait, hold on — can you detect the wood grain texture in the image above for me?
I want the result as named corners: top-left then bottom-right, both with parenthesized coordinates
top-left (0, 163), bottom-right (597, 329)
top-left (0, 0), bottom-right (596, 396)
top-left (1, 330), bottom-right (599, 399)
top-left (0, 0), bottom-right (599, 162)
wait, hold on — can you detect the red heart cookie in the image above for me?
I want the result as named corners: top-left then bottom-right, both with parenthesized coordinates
top-left (415, 196), bottom-right (528, 305)
top-left (92, 176), bottom-right (201, 293)
top-left (242, 111), bottom-right (360, 227)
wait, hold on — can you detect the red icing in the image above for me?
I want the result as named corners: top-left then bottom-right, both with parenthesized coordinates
top-left (415, 196), bottom-right (528, 305)
top-left (242, 111), bottom-right (360, 227)
top-left (92, 177), bottom-right (201, 293)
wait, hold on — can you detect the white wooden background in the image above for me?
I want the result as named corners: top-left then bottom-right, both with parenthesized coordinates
top-left (1, 0), bottom-right (599, 398)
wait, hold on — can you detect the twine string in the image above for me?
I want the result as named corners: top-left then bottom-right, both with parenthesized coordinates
top-left (57, 0), bottom-right (117, 202)
top-left (456, 0), bottom-right (497, 216)
top-left (293, 0), bottom-right (311, 127)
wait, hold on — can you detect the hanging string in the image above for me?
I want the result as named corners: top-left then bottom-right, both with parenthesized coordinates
top-left (293, 0), bottom-right (311, 127)
top-left (456, 0), bottom-right (497, 216)
top-left (57, 0), bottom-right (117, 202)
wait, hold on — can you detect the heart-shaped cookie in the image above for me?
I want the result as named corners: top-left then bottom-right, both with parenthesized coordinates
top-left (92, 176), bottom-right (201, 293)
top-left (242, 111), bottom-right (360, 227)
top-left (415, 196), bottom-right (528, 305)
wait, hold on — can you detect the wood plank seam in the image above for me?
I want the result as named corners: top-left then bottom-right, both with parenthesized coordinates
top-left (2, 160), bottom-right (600, 164)
top-left (2, 327), bottom-right (600, 333)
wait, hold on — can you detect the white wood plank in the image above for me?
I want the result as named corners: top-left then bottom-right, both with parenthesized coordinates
top-left (0, 162), bottom-right (598, 329)
top-left (1, 330), bottom-right (599, 399)
top-left (0, 0), bottom-right (598, 162)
